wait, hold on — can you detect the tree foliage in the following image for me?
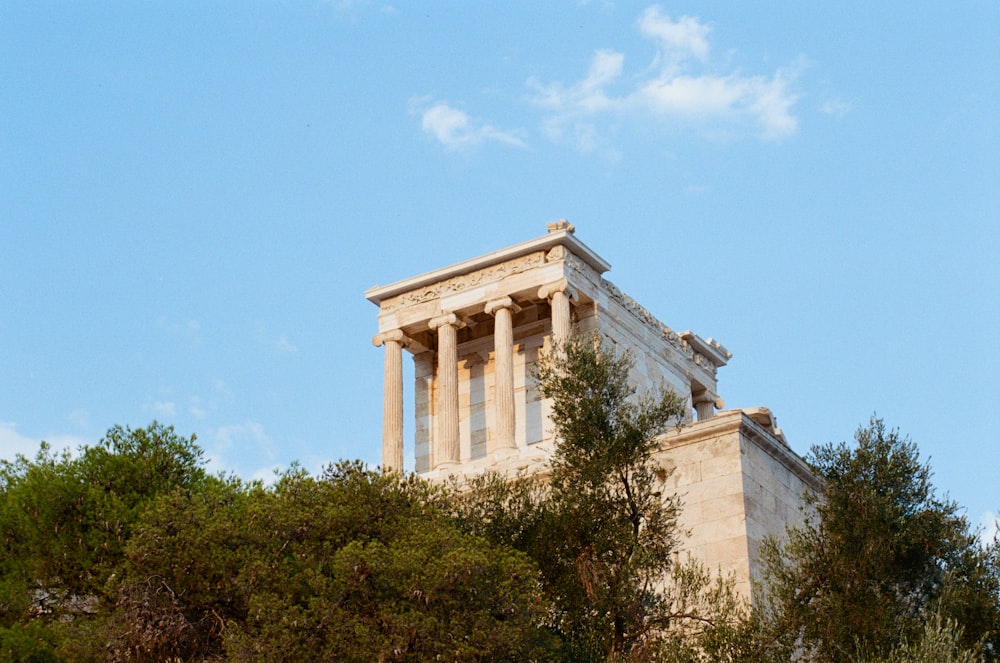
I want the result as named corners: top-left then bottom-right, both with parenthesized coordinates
top-left (756, 417), bottom-right (1000, 662)
top-left (454, 333), bottom-right (751, 662)
top-left (862, 613), bottom-right (984, 663)
top-left (4, 398), bottom-right (997, 661)
top-left (537, 333), bottom-right (686, 659)
top-left (0, 423), bottom-right (206, 619)
top-left (104, 462), bottom-right (559, 661)
top-left (1, 428), bottom-right (556, 661)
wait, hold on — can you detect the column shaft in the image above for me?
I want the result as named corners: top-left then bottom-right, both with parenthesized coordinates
top-left (382, 339), bottom-right (404, 470)
top-left (431, 314), bottom-right (461, 467)
top-left (486, 298), bottom-right (517, 453)
top-left (373, 330), bottom-right (408, 472)
top-left (550, 289), bottom-right (571, 341)
top-left (539, 280), bottom-right (576, 344)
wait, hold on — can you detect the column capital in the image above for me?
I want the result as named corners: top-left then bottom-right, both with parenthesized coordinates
top-left (373, 329), bottom-right (410, 348)
top-left (692, 389), bottom-right (725, 409)
top-left (429, 312), bottom-right (466, 331)
top-left (692, 389), bottom-right (724, 421)
top-left (485, 296), bottom-right (521, 317)
top-left (692, 390), bottom-right (715, 406)
top-left (538, 279), bottom-right (577, 302)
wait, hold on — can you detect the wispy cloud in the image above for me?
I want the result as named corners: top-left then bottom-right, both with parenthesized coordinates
top-left (979, 511), bottom-right (998, 548)
top-left (68, 408), bottom-right (90, 429)
top-left (820, 98), bottom-right (853, 118)
top-left (275, 336), bottom-right (297, 354)
top-left (530, 5), bottom-right (803, 148)
top-left (638, 6), bottom-right (710, 64)
top-left (0, 421), bottom-right (89, 462)
top-left (187, 378), bottom-right (233, 420)
top-left (420, 5), bottom-right (805, 155)
top-left (0, 421), bottom-right (41, 461)
top-left (42, 433), bottom-right (90, 452)
top-left (205, 420), bottom-right (276, 476)
top-left (413, 98), bottom-right (527, 151)
top-left (531, 49), bottom-right (625, 116)
top-left (157, 316), bottom-right (203, 346)
top-left (254, 323), bottom-right (299, 355)
top-left (145, 400), bottom-right (177, 418)
top-left (189, 396), bottom-right (208, 420)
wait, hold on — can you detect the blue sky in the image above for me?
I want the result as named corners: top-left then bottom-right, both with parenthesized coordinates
top-left (2, 2), bottom-right (997, 537)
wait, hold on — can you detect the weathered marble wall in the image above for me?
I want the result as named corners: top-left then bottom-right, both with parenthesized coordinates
top-left (660, 411), bottom-right (820, 600)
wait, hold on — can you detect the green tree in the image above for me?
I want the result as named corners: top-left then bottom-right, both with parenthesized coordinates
top-left (454, 333), bottom-right (750, 662)
top-left (536, 333), bottom-right (686, 660)
top-left (0, 422), bottom-right (207, 660)
top-left (107, 474), bottom-right (253, 661)
top-left (861, 612), bottom-right (983, 663)
top-left (756, 417), bottom-right (1000, 662)
top-left (118, 460), bottom-right (558, 662)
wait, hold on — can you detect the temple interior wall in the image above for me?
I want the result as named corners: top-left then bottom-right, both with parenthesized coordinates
top-left (415, 314), bottom-right (559, 472)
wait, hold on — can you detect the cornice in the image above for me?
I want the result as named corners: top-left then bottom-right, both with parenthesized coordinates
top-left (660, 410), bottom-right (822, 492)
top-left (365, 229), bottom-right (611, 305)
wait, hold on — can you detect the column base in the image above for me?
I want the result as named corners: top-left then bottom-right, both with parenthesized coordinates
top-left (433, 460), bottom-right (462, 475)
top-left (491, 446), bottom-right (519, 463)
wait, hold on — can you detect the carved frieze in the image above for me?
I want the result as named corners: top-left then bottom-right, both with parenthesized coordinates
top-left (562, 251), bottom-right (590, 277)
top-left (600, 279), bottom-right (718, 377)
top-left (379, 251), bottom-right (547, 313)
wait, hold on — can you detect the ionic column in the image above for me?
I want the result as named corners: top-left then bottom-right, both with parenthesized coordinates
top-left (539, 279), bottom-right (577, 342)
top-left (692, 390), bottom-right (716, 421)
top-left (429, 313), bottom-right (463, 468)
top-left (485, 297), bottom-right (520, 453)
top-left (373, 329), bottom-right (409, 472)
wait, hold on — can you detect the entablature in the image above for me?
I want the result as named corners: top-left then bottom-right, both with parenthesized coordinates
top-left (364, 224), bottom-right (610, 307)
top-left (367, 229), bottom-right (610, 344)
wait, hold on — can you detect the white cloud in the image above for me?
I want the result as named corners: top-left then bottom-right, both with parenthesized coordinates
top-left (157, 316), bottom-right (202, 346)
top-left (412, 5), bottom-right (803, 154)
top-left (979, 511), bottom-right (998, 548)
top-left (213, 421), bottom-right (271, 452)
top-left (416, 100), bottom-right (527, 150)
top-left (530, 49), bottom-right (624, 115)
top-left (0, 421), bottom-right (89, 463)
top-left (274, 335), bottom-right (298, 354)
top-left (0, 421), bottom-right (41, 461)
top-left (638, 6), bottom-right (711, 63)
top-left (42, 433), bottom-right (89, 453)
top-left (251, 466), bottom-right (279, 483)
top-left (146, 400), bottom-right (177, 418)
top-left (189, 396), bottom-right (208, 419)
top-left (638, 74), bottom-right (744, 117)
top-left (207, 421), bottom-right (276, 476)
top-left (68, 408), bottom-right (90, 429)
top-left (820, 98), bottom-right (853, 118)
top-left (528, 5), bottom-right (802, 149)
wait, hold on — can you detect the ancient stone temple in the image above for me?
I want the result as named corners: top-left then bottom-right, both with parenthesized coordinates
top-left (366, 222), bottom-right (819, 598)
